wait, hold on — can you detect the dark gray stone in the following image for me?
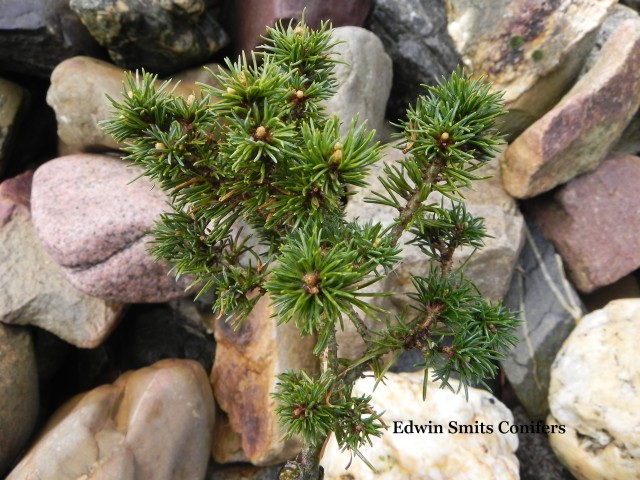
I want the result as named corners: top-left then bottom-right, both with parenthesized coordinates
top-left (501, 217), bottom-right (584, 420)
top-left (365, 0), bottom-right (461, 121)
top-left (0, 0), bottom-right (106, 78)
top-left (70, 0), bottom-right (229, 76)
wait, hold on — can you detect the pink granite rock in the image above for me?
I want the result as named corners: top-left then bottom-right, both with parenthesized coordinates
top-left (527, 152), bottom-right (640, 293)
top-left (31, 154), bottom-right (191, 303)
top-left (0, 171), bottom-right (123, 347)
top-left (7, 359), bottom-right (215, 480)
top-left (501, 17), bottom-right (640, 198)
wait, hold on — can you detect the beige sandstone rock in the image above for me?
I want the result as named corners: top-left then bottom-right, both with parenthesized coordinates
top-left (7, 359), bottom-right (215, 480)
top-left (548, 299), bottom-right (640, 480)
top-left (501, 16), bottom-right (640, 198)
top-left (46, 56), bottom-right (202, 152)
top-left (210, 294), bottom-right (318, 465)
top-left (0, 324), bottom-right (38, 477)
top-left (446, 0), bottom-right (615, 137)
top-left (321, 372), bottom-right (519, 479)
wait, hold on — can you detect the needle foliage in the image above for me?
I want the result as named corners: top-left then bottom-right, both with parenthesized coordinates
top-left (103, 18), bottom-right (518, 480)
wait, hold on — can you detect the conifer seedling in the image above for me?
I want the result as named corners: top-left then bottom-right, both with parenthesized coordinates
top-left (103, 18), bottom-right (519, 480)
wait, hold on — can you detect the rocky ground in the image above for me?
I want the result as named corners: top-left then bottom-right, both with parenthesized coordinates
top-left (2, 1), bottom-right (640, 479)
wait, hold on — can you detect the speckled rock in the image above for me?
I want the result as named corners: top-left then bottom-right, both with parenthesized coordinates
top-left (46, 56), bottom-right (201, 152)
top-left (0, 324), bottom-right (38, 478)
top-left (31, 154), bottom-right (192, 303)
top-left (366, 0), bottom-right (461, 120)
top-left (211, 295), bottom-right (318, 465)
top-left (526, 152), bottom-right (640, 293)
top-left (0, 170), bottom-right (124, 347)
top-left (69, 0), bottom-right (229, 75)
top-left (0, 78), bottom-right (27, 176)
top-left (322, 27), bottom-right (392, 141)
top-left (501, 15), bottom-right (640, 198)
top-left (548, 299), bottom-right (640, 480)
top-left (6, 359), bottom-right (215, 480)
top-left (0, 0), bottom-right (105, 78)
top-left (446, 0), bottom-right (615, 137)
top-left (322, 372), bottom-right (519, 479)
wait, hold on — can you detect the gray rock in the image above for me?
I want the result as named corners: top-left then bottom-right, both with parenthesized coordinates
top-left (69, 0), bottom-right (229, 76)
top-left (0, 0), bottom-right (105, 78)
top-left (30, 154), bottom-right (192, 303)
top-left (366, 0), bottom-right (461, 121)
top-left (0, 324), bottom-right (38, 478)
top-left (446, 0), bottom-right (615, 138)
top-left (0, 171), bottom-right (124, 348)
top-left (501, 217), bottom-right (583, 420)
top-left (322, 27), bottom-right (393, 141)
top-left (0, 78), bottom-right (27, 176)
top-left (526, 152), bottom-right (640, 293)
top-left (502, 14), bottom-right (640, 198)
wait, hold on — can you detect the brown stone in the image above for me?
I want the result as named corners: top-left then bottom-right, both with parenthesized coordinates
top-left (211, 295), bottom-right (318, 466)
top-left (526, 152), bottom-right (640, 293)
top-left (502, 17), bottom-right (640, 198)
top-left (7, 359), bottom-right (215, 480)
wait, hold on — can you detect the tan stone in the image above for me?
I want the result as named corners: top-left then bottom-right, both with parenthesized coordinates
top-left (502, 17), bottom-right (640, 198)
top-left (0, 324), bottom-right (38, 477)
top-left (7, 359), bottom-right (215, 480)
top-left (321, 372), bottom-right (519, 479)
top-left (211, 294), bottom-right (318, 466)
top-left (548, 299), bottom-right (640, 480)
top-left (446, 0), bottom-right (615, 137)
top-left (46, 56), bottom-right (202, 152)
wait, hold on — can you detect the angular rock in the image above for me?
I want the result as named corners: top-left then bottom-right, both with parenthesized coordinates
top-left (446, 0), bottom-right (615, 137)
top-left (69, 0), bottom-right (229, 76)
top-left (366, 0), bottom-right (461, 120)
top-left (210, 294), bottom-right (318, 465)
top-left (526, 152), bottom-right (640, 293)
top-left (501, 217), bottom-right (583, 420)
top-left (0, 77), bottom-right (27, 176)
top-left (322, 27), bottom-right (392, 141)
top-left (501, 16), bottom-right (640, 198)
top-left (31, 154), bottom-right (192, 303)
top-left (548, 299), bottom-right (640, 480)
top-left (7, 359), bottom-right (215, 480)
top-left (226, 0), bottom-right (371, 54)
top-left (0, 171), bottom-right (124, 347)
top-left (0, 324), bottom-right (38, 478)
top-left (321, 372), bottom-right (519, 479)
top-left (46, 56), bottom-right (202, 152)
top-left (0, 0), bottom-right (105, 78)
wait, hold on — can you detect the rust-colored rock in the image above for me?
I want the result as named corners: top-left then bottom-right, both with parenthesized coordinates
top-left (502, 17), bottom-right (640, 198)
top-left (211, 294), bottom-right (318, 466)
top-left (526, 152), bottom-right (640, 293)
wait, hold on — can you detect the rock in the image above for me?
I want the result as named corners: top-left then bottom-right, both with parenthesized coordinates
top-left (226, 0), bottom-right (371, 54)
top-left (46, 56), bottom-right (201, 152)
top-left (206, 462), bottom-right (282, 480)
top-left (30, 154), bottom-right (192, 303)
top-left (501, 217), bottom-right (583, 420)
top-left (447, 0), bottom-right (615, 137)
top-left (321, 372), bottom-right (519, 479)
top-left (7, 358), bottom-right (215, 480)
top-left (581, 274), bottom-right (640, 313)
top-left (0, 77), bottom-right (27, 176)
top-left (322, 27), bottom-right (392, 141)
top-left (69, 0), bottom-right (229, 76)
top-left (0, 171), bottom-right (124, 348)
top-left (366, 0), bottom-right (461, 121)
top-left (501, 15), bottom-right (640, 198)
top-left (547, 299), bottom-right (640, 479)
top-left (210, 294), bottom-right (318, 465)
top-left (526, 152), bottom-right (640, 293)
top-left (0, 324), bottom-right (38, 478)
top-left (0, 0), bottom-right (105, 78)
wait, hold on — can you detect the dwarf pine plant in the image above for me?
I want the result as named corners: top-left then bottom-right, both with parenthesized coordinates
top-left (103, 18), bottom-right (518, 480)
